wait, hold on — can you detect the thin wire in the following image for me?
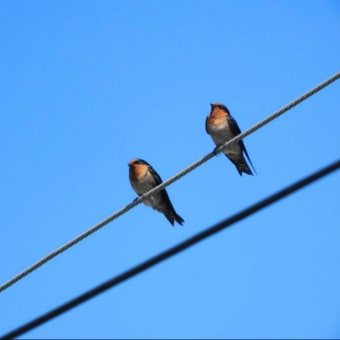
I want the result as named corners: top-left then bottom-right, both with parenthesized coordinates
top-left (1, 71), bottom-right (339, 293)
top-left (2, 160), bottom-right (339, 339)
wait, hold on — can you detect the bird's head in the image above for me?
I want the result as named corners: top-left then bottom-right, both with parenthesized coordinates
top-left (128, 158), bottom-right (149, 180)
top-left (209, 102), bottom-right (230, 117)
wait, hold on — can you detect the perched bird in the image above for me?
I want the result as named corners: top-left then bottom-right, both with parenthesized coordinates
top-left (205, 103), bottom-right (256, 176)
top-left (128, 158), bottom-right (184, 226)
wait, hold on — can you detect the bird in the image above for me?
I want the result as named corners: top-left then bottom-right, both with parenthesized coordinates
top-left (128, 158), bottom-right (184, 226)
top-left (205, 102), bottom-right (256, 176)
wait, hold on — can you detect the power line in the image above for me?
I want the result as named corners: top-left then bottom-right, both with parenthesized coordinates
top-left (2, 159), bottom-right (339, 339)
top-left (0, 71), bottom-right (339, 293)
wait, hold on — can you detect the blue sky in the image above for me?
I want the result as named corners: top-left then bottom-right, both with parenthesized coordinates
top-left (1, 1), bottom-right (339, 338)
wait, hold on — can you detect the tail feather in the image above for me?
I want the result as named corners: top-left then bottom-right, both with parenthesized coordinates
top-left (235, 161), bottom-right (253, 176)
top-left (242, 146), bottom-right (256, 175)
top-left (225, 153), bottom-right (253, 176)
top-left (164, 211), bottom-right (184, 226)
top-left (158, 189), bottom-right (184, 226)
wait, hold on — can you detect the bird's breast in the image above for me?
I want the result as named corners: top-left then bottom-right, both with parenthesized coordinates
top-left (207, 118), bottom-right (234, 144)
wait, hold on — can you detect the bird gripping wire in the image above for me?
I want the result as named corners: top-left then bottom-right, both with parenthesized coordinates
top-left (1, 71), bottom-right (339, 293)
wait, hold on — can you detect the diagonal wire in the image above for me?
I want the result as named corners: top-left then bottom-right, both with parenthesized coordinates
top-left (0, 71), bottom-right (339, 293)
top-left (2, 159), bottom-right (340, 339)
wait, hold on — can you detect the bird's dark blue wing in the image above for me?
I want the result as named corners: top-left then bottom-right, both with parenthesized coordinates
top-left (147, 164), bottom-right (163, 186)
top-left (147, 164), bottom-right (182, 223)
top-left (205, 116), bottom-right (210, 134)
top-left (229, 116), bottom-right (256, 174)
top-left (229, 115), bottom-right (242, 136)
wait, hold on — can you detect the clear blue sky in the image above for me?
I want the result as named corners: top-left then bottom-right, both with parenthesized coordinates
top-left (1, 1), bottom-right (339, 338)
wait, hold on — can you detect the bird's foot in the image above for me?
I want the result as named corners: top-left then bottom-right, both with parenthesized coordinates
top-left (213, 146), bottom-right (222, 156)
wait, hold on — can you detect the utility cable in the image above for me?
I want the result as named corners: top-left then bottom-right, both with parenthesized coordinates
top-left (2, 159), bottom-right (339, 339)
top-left (0, 71), bottom-right (339, 293)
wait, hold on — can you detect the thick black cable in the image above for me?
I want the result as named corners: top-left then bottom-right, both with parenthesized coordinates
top-left (2, 159), bottom-right (339, 339)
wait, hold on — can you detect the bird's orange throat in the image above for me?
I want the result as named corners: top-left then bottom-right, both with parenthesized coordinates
top-left (207, 114), bottom-right (227, 126)
top-left (129, 163), bottom-right (148, 181)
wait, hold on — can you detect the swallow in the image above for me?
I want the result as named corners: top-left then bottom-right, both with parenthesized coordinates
top-left (128, 158), bottom-right (184, 226)
top-left (205, 103), bottom-right (256, 176)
